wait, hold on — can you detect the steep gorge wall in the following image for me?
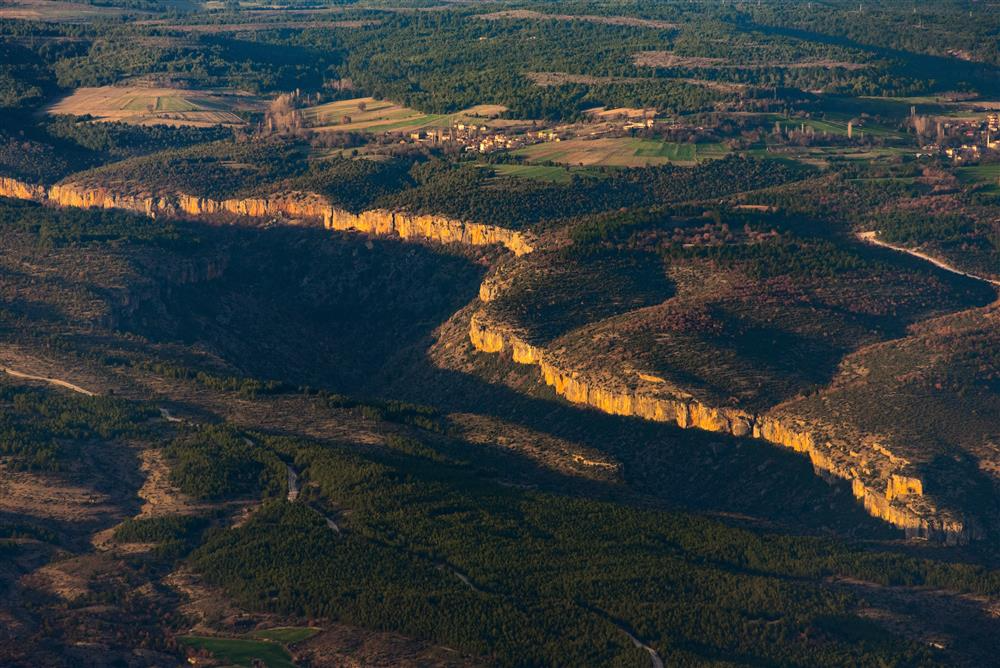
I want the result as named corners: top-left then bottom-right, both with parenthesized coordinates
top-left (0, 177), bottom-right (46, 201)
top-left (0, 175), bottom-right (970, 541)
top-left (0, 178), bottom-right (534, 256)
top-left (325, 209), bottom-right (534, 256)
top-left (468, 311), bottom-right (970, 543)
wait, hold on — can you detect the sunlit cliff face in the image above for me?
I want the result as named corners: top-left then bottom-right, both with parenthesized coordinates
top-left (0, 174), bottom-right (974, 543)
top-left (469, 310), bottom-right (970, 543)
top-left (0, 177), bottom-right (534, 256)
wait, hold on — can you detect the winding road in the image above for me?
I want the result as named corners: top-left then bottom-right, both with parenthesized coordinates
top-left (241, 436), bottom-right (302, 504)
top-left (0, 366), bottom-right (95, 396)
top-left (858, 231), bottom-right (1000, 288)
top-left (618, 627), bottom-right (664, 668)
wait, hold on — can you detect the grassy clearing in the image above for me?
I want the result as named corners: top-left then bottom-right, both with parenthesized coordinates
top-left (177, 636), bottom-right (295, 668)
top-left (250, 627), bottom-right (321, 644)
top-left (515, 137), bottom-right (729, 167)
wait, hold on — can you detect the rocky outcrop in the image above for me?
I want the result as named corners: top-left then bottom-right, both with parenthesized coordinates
top-left (48, 184), bottom-right (169, 217)
top-left (477, 260), bottom-right (519, 302)
top-left (0, 177), bottom-right (46, 201)
top-left (469, 310), bottom-right (971, 543)
top-left (176, 191), bottom-right (332, 222)
top-left (325, 208), bottom-right (534, 256)
top-left (0, 178), bottom-right (535, 256)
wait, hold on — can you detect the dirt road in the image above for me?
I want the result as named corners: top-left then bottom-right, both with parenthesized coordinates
top-left (0, 366), bottom-right (96, 396)
top-left (858, 231), bottom-right (1000, 288)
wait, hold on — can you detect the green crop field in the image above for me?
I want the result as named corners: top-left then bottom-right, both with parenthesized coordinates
top-left (154, 96), bottom-right (199, 112)
top-left (771, 113), bottom-right (904, 139)
top-left (177, 636), bottom-right (295, 668)
top-left (958, 163), bottom-right (1000, 195)
top-left (492, 163), bottom-right (602, 182)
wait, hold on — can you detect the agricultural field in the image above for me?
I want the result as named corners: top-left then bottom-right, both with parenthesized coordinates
top-left (770, 113), bottom-right (906, 139)
top-left (0, 0), bottom-right (140, 21)
top-left (45, 86), bottom-right (264, 127)
top-left (477, 9), bottom-right (678, 29)
top-left (250, 627), bottom-right (322, 644)
top-left (178, 636), bottom-right (295, 668)
top-left (746, 145), bottom-right (913, 168)
top-left (491, 163), bottom-right (602, 183)
top-left (859, 95), bottom-right (1000, 111)
top-left (515, 137), bottom-right (730, 166)
top-left (585, 106), bottom-right (657, 119)
top-left (958, 163), bottom-right (1000, 195)
top-left (303, 97), bottom-right (510, 134)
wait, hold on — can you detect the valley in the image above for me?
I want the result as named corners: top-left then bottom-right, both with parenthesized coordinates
top-left (1, 1), bottom-right (1000, 666)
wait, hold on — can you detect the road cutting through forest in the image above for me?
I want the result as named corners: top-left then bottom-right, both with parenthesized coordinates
top-left (858, 231), bottom-right (1000, 288)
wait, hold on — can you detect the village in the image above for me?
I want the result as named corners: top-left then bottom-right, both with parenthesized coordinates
top-left (919, 112), bottom-right (1000, 163)
top-left (397, 109), bottom-right (659, 155)
top-left (351, 101), bottom-right (1000, 170)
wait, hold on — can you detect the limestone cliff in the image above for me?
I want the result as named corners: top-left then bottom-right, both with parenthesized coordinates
top-left (0, 173), bottom-right (971, 541)
top-left (0, 177), bottom-right (46, 202)
top-left (0, 178), bottom-right (535, 256)
top-left (324, 208), bottom-right (534, 256)
top-left (469, 310), bottom-right (970, 543)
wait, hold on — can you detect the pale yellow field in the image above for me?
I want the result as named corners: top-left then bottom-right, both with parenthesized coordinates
top-left (462, 104), bottom-right (509, 117)
top-left (46, 86), bottom-right (265, 127)
top-left (515, 137), bottom-right (730, 167)
top-left (587, 106), bottom-right (655, 119)
top-left (515, 137), bottom-right (664, 166)
top-left (0, 0), bottom-right (135, 21)
top-left (303, 96), bottom-right (510, 133)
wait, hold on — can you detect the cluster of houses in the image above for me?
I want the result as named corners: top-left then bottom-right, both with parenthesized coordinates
top-left (921, 113), bottom-right (1000, 163)
top-left (402, 122), bottom-right (563, 153)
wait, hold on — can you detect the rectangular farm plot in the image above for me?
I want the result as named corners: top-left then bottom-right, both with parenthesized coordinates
top-left (46, 86), bottom-right (262, 126)
top-left (305, 96), bottom-right (509, 134)
top-left (305, 97), bottom-right (436, 132)
top-left (958, 164), bottom-right (1000, 195)
top-left (492, 163), bottom-right (602, 183)
top-left (515, 137), bottom-right (729, 166)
